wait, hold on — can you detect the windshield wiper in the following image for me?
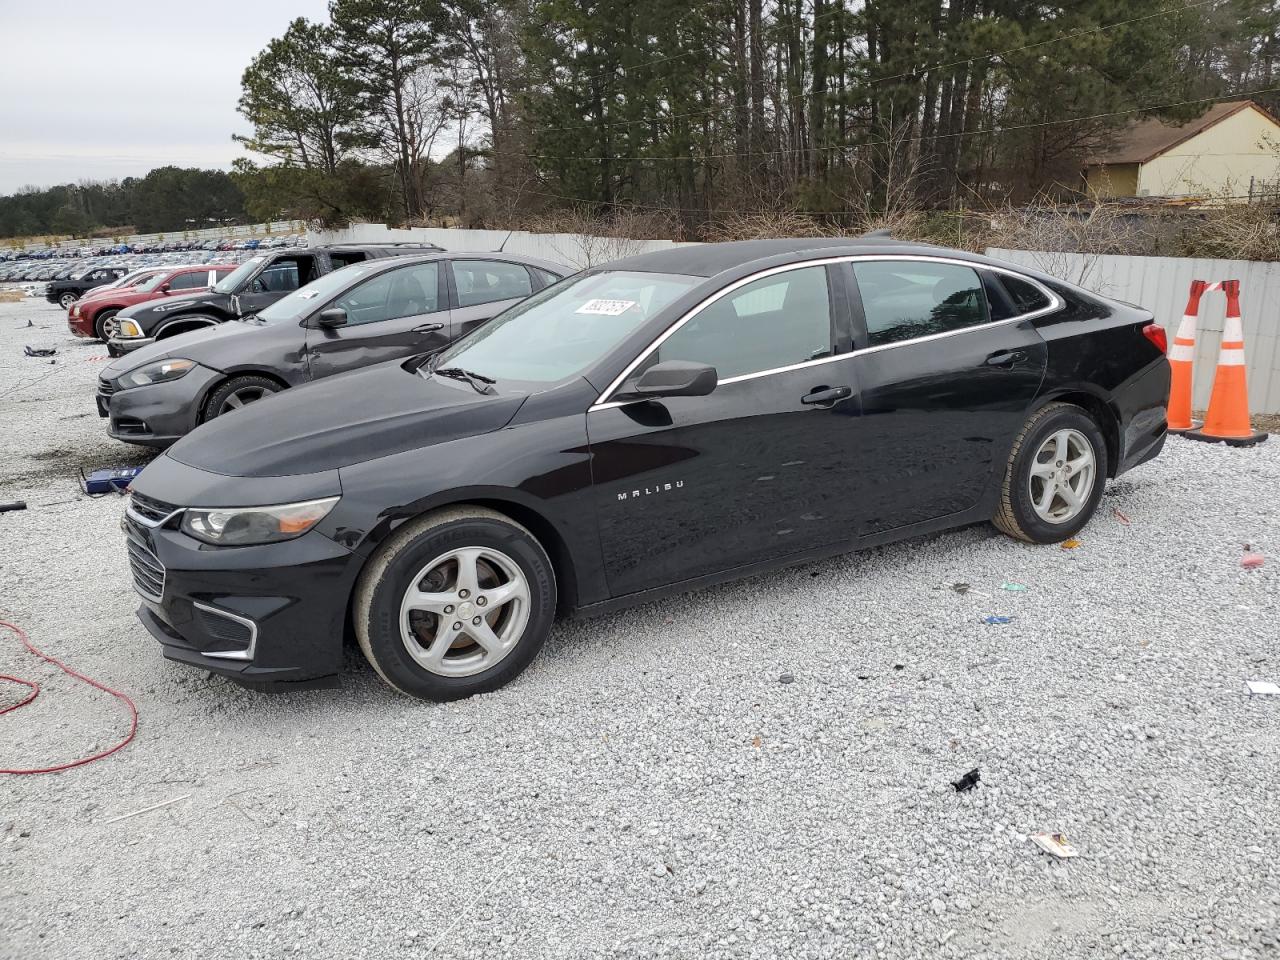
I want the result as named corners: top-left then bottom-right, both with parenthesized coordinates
top-left (435, 366), bottom-right (496, 395)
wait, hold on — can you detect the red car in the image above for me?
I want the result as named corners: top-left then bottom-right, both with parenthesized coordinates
top-left (69, 265), bottom-right (234, 341)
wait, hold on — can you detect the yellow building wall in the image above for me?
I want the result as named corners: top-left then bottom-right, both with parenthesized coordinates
top-left (1137, 106), bottom-right (1280, 199)
top-left (1085, 163), bottom-right (1140, 197)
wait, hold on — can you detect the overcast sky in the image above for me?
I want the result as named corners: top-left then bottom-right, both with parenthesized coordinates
top-left (0, 0), bottom-right (332, 194)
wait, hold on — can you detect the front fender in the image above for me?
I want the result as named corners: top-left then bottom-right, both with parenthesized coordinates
top-left (327, 415), bottom-right (607, 608)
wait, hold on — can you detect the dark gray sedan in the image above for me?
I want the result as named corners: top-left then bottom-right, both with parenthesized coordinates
top-left (97, 251), bottom-right (567, 447)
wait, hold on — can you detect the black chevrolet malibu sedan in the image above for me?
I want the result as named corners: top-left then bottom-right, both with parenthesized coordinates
top-left (97, 252), bottom-right (566, 446)
top-left (123, 238), bottom-right (1170, 701)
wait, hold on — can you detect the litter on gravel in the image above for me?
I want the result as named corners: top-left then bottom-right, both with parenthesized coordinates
top-left (1245, 680), bottom-right (1280, 696)
top-left (1030, 832), bottom-right (1080, 859)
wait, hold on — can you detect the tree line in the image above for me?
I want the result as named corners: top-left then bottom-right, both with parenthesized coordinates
top-left (232, 0), bottom-right (1280, 236)
top-left (3, 0), bottom-right (1277, 242)
top-left (0, 167), bottom-right (245, 241)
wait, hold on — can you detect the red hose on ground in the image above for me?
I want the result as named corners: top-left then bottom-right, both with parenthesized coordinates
top-left (0, 618), bottom-right (138, 775)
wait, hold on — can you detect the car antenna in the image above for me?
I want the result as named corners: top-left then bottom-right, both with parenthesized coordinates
top-left (495, 230), bottom-right (513, 253)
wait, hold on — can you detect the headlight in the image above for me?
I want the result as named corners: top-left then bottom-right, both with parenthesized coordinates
top-left (119, 318), bottom-right (143, 337)
top-left (71, 305), bottom-right (80, 316)
top-left (181, 497), bottom-right (340, 546)
top-left (117, 358), bottom-right (196, 389)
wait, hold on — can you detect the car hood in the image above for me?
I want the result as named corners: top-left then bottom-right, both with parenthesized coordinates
top-left (101, 321), bottom-right (260, 379)
top-left (118, 290), bottom-right (218, 320)
top-left (166, 362), bottom-right (529, 477)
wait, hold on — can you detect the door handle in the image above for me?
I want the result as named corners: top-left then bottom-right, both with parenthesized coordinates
top-left (412, 322), bottom-right (444, 334)
top-left (801, 385), bottom-right (852, 406)
top-left (985, 350), bottom-right (1027, 368)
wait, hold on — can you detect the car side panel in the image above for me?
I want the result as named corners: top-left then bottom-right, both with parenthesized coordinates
top-left (329, 385), bottom-right (607, 607)
top-left (1032, 289), bottom-right (1169, 477)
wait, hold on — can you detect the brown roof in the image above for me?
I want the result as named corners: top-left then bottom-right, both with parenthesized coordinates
top-left (1086, 100), bottom-right (1276, 166)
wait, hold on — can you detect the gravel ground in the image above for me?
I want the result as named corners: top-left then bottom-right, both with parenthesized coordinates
top-left (1, 296), bottom-right (1278, 960)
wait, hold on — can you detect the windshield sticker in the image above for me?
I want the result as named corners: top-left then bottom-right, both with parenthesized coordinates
top-left (298, 290), bottom-right (320, 299)
top-left (576, 298), bottom-right (637, 316)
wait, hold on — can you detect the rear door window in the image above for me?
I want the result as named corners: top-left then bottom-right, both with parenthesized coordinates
top-left (852, 261), bottom-right (988, 347)
top-left (453, 260), bottom-right (534, 307)
top-left (328, 251), bottom-right (369, 269)
top-left (1000, 274), bottom-right (1053, 315)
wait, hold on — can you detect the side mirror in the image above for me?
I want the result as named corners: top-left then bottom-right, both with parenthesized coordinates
top-left (158, 282), bottom-right (171, 293)
top-left (630, 360), bottom-right (718, 399)
top-left (316, 307), bottom-right (348, 328)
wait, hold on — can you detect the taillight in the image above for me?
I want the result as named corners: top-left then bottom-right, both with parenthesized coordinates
top-left (1142, 323), bottom-right (1167, 354)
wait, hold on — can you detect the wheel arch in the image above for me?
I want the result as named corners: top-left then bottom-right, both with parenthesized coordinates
top-left (1033, 387), bottom-right (1121, 478)
top-left (154, 313), bottom-right (226, 340)
top-left (356, 495), bottom-right (580, 617)
top-left (196, 370), bottom-right (290, 424)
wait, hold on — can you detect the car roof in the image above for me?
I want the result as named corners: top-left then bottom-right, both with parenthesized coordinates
top-left (348, 250), bottom-right (570, 276)
top-left (599, 237), bottom-right (1024, 278)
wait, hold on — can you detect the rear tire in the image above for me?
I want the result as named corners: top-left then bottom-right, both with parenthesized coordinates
top-left (201, 375), bottom-right (281, 421)
top-left (354, 507), bottom-right (556, 701)
top-left (94, 309), bottom-right (120, 342)
top-left (993, 402), bottom-right (1108, 544)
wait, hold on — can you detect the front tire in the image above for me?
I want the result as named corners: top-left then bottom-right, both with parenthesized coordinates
top-left (993, 402), bottom-right (1108, 544)
top-left (201, 375), bottom-right (281, 421)
top-left (94, 309), bottom-right (120, 342)
top-left (354, 507), bottom-right (557, 701)
top-left (59, 292), bottom-right (78, 310)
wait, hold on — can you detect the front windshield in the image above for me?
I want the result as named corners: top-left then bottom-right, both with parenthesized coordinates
top-left (430, 271), bottom-right (700, 384)
top-left (255, 261), bottom-right (381, 324)
top-left (213, 256), bottom-right (265, 294)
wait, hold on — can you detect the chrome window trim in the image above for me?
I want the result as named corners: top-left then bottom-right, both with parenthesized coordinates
top-left (588, 254), bottom-right (1062, 410)
top-left (192, 601), bottom-right (259, 662)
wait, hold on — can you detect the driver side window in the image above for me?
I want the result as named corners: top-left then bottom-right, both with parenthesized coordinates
top-left (655, 266), bottom-right (832, 380)
top-left (330, 262), bottom-right (441, 326)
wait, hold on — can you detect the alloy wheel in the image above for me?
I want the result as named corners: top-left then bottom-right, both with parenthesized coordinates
top-left (218, 386), bottom-right (269, 415)
top-left (1028, 428), bottom-right (1096, 524)
top-left (59, 293), bottom-right (76, 310)
top-left (101, 314), bottom-right (119, 340)
top-left (399, 546), bottom-right (531, 677)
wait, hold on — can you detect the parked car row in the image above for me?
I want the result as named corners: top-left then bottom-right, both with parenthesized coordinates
top-left (69, 265), bottom-right (236, 341)
top-left (97, 246), bottom-right (564, 444)
top-left (107, 237), bottom-right (1171, 704)
top-left (0, 250), bottom-right (256, 302)
top-left (0, 233), bottom-right (306, 263)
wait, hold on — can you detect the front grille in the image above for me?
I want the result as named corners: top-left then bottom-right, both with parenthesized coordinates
top-left (128, 492), bottom-right (178, 524)
top-left (123, 521), bottom-right (165, 601)
top-left (195, 606), bottom-right (253, 644)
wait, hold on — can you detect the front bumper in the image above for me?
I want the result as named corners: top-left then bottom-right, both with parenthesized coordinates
top-left (101, 364), bottom-right (221, 448)
top-left (107, 335), bottom-right (155, 358)
top-left (123, 506), bottom-right (355, 690)
top-left (67, 307), bottom-right (95, 338)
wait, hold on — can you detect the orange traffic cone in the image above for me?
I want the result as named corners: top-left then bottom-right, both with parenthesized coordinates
top-left (1168, 279), bottom-right (1207, 433)
top-left (1186, 280), bottom-right (1268, 447)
